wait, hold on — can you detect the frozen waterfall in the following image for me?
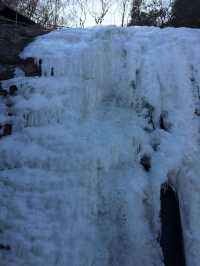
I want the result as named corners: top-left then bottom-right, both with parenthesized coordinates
top-left (1, 26), bottom-right (200, 266)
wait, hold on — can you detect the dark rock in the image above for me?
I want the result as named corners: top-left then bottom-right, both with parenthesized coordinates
top-left (19, 58), bottom-right (42, 77)
top-left (9, 85), bottom-right (17, 96)
top-left (0, 244), bottom-right (11, 251)
top-left (0, 64), bottom-right (15, 80)
top-left (7, 112), bottom-right (13, 116)
top-left (194, 108), bottom-right (200, 116)
top-left (0, 89), bottom-right (8, 96)
top-left (3, 123), bottom-right (12, 136)
top-left (0, 22), bottom-right (49, 81)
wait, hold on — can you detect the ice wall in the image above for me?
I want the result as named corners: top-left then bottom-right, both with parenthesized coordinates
top-left (1, 26), bottom-right (200, 266)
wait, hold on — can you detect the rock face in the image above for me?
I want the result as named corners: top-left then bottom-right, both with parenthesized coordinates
top-left (0, 22), bottom-right (47, 142)
top-left (1, 26), bottom-right (200, 266)
top-left (0, 22), bottom-right (47, 80)
top-left (0, 2), bottom-right (36, 26)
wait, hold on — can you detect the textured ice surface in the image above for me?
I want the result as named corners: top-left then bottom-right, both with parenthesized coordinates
top-left (1, 26), bottom-right (200, 266)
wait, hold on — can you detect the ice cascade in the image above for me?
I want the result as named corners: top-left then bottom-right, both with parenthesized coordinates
top-left (1, 26), bottom-right (200, 266)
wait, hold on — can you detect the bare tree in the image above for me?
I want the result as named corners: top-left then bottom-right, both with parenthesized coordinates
top-left (78, 0), bottom-right (88, 27)
top-left (89, 0), bottom-right (112, 24)
top-left (4, 0), bottom-right (133, 28)
top-left (17, 0), bottom-right (38, 17)
top-left (54, 0), bottom-right (60, 26)
top-left (69, 0), bottom-right (88, 28)
top-left (117, 0), bottom-right (131, 26)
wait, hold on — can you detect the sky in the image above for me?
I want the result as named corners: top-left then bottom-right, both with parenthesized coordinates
top-left (63, 0), bottom-right (132, 27)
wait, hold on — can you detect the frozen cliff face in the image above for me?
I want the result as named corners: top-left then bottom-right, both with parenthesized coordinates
top-left (1, 26), bottom-right (200, 266)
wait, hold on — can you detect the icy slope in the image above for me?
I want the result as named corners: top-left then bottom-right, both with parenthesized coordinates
top-left (1, 26), bottom-right (200, 266)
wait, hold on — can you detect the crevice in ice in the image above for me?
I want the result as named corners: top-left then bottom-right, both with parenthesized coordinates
top-left (51, 67), bottom-right (54, 77)
top-left (142, 101), bottom-right (156, 132)
top-left (140, 154), bottom-right (151, 172)
top-left (38, 59), bottom-right (42, 76)
top-left (160, 183), bottom-right (186, 266)
top-left (159, 111), bottom-right (172, 132)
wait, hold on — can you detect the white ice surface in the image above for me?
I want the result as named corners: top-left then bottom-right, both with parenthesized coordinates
top-left (1, 26), bottom-right (200, 266)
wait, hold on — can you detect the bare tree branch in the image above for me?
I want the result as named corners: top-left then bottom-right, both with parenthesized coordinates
top-left (89, 0), bottom-right (112, 24)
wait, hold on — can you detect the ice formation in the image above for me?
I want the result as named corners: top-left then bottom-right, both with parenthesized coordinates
top-left (1, 26), bottom-right (200, 266)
